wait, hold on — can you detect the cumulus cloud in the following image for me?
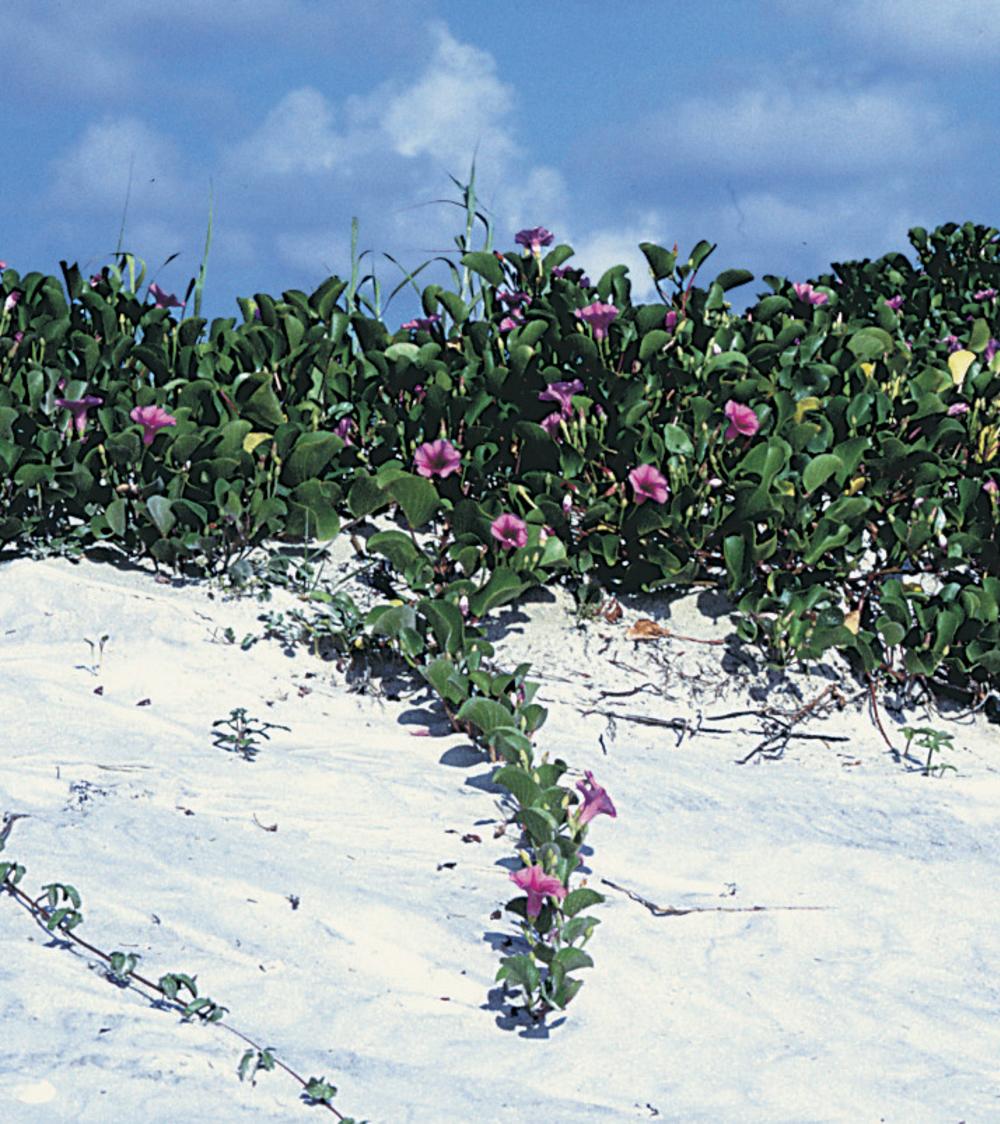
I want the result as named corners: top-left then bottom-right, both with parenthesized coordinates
top-left (564, 210), bottom-right (672, 304)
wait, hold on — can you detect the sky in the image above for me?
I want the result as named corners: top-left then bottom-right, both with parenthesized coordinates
top-left (3, 0), bottom-right (999, 330)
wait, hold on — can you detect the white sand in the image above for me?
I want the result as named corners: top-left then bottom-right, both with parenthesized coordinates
top-left (2, 537), bottom-right (999, 1122)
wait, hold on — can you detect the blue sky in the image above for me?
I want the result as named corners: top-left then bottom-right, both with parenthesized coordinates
top-left (4, 0), bottom-right (999, 328)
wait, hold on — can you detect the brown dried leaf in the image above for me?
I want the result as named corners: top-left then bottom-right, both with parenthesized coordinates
top-left (626, 618), bottom-right (669, 641)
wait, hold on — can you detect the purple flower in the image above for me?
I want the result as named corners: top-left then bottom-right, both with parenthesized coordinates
top-left (499, 308), bottom-right (526, 333)
top-left (552, 267), bottom-right (591, 286)
top-left (0, 261), bottom-right (6, 270)
top-left (55, 395), bottom-right (104, 439)
top-left (130, 404), bottom-right (177, 445)
top-left (885, 295), bottom-right (905, 311)
top-left (629, 464), bottom-right (669, 505)
top-left (490, 513), bottom-right (528, 549)
top-left (984, 479), bottom-right (999, 496)
top-left (986, 338), bottom-right (1000, 364)
top-left (497, 290), bottom-right (531, 307)
top-left (509, 863), bottom-right (567, 918)
top-left (514, 227), bottom-right (554, 256)
top-left (540, 411), bottom-right (564, 442)
top-left (664, 310), bottom-right (679, 332)
top-left (724, 400), bottom-right (760, 440)
top-left (575, 770), bottom-right (617, 826)
top-left (973, 288), bottom-right (997, 301)
top-left (792, 282), bottom-right (828, 306)
top-left (90, 274), bottom-right (102, 287)
top-left (940, 333), bottom-right (962, 353)
top-left (414, 438), bottom-right (461, 479)
top-left (401, 314), bottom-right (441, 332)
top-left (333, 417), bottom-right (356, 445)
top-left (538, 378), bottom-right (584, 418)
top-left (4, 290), bottom-right (22, 313)
top-left (574, 300), bottom-right (618, 341)
top-left (148, 283), bottom-right (184, 310)
top-left (947, 402), bottom-right (970, 417)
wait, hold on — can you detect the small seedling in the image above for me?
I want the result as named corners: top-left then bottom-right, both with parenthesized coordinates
top-left (82, 634), bottom-right (110, 675)
top-left (901, 725), bottom-right (958, 776)
top-left (211, 707), bottom-right (290, 762)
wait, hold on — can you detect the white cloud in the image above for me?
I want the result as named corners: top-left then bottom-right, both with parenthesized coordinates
top-left (652, 78), bottom-right (964, 177)
top-left (824, 0), bottom-right (1000, 63)
top-left (226, 88), bottom-right (346, 176)
top-left (565, 209), bottom-right (671, 304)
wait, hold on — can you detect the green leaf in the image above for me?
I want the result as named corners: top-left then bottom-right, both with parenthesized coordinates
top-left (639, 329), bottom-right (671, 362)
top-left (105, 498), bottom-right (127, 537)
top-left (281, 431), bottom-right (339, 488)
top-left (520, 806), bottom-right (556, 845)
top-left (460, 251), bottom-right (505, 289)
top-left (145, 495), bottom-right (175, 536)
top-left (455, 696), bottom-right (513, 737)
top-left (802, 453), bottom-right (843, 494)
top-left (553, 947), bottom-right (594, 971)
top-left (562, 887), bottom-right (604, 917)
top-left (714, 268), bottom-right (754, 292)
top-left (493, 765), bottom-right (542, 808)
top-left (347, 473), bottom-right (390, 518)
top-left (662, 424), bottom-right (694, 455)
top-left (847, 327), bottom-right (895, 361)
top-left (468, 567), bottom-right (529, 618)
top-left (385, 473), bottom-right (440, 529)
top-left (242, 381), bottom-right (286, 429)
top-left (638, 242), bottom-right (677, 281)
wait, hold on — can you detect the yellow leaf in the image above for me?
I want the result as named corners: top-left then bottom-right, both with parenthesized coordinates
top-left (793, 396), bottom-right (822, 423)
top-left (243, 432), bottom-right (272, 454)
top-left (845, 474), bottom-right (866, 496)
top-left (860, 362), bottom-right (875, 378)
top-left (843, 610), bottom-right (860, 635)
top-left (948, 349), bottom-right (976, 386)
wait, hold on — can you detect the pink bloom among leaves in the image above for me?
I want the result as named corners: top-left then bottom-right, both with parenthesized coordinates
top-left (947, 402), bottom-right (970, 417)
top-left (538, 378), bottom-right (584, 417)
top-left (148, 283), bottom-right (184, 310)
top-left (792, 282), bottom-right (828, 306)
top-left (333, 417), bottom-right (356, 445)
top-left (401, 314), bottom-right (441, 332)
top-left (985, 338), bottom-right (1000, 364)
top-left (540, 411), bottom-right (564, 442)
top-left (973, 288), bottom-right (997, 301)
top-left (413, 438), bottom-right (461, 479)
top-left (885, 295), bottom-right (904, 311)
top-left (490, 512), bottom-right (529, 549)
top-left (724, 400), bottom-right (760, 440)
top-left (514, 227), bottom-right (554, 256)
top-left (499, 308), bottom-right (526, 333)
top-left (130, 404), bottom-right (177, 445)
top-left (509, 863), bottom-right (567, 918)
top-left (574, 300), bottom-right (618, 341)
top-left (575, 770), bottom-right (617, 826)
top-left (664, 309), bottom-right (679, 331)
top-left (984, 479), bottom-right (999, 496)
top-left (629, 464), bottom-right (669, 505)
top-left (4, 290), bottom-right (22, 313)
top-left (55, 395), bottom-right (104, 438)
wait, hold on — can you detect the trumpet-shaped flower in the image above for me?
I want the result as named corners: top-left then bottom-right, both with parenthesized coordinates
top-left (514, 226), bottom-right (554, 256)
top-left (333, 417), bottom-right (356, 445)
top-left (629, 464), bottom-right (668, 505)
top-left (538, 378), bottom-right (584, 417)
top-left (414, 438), bottom-right (461, 479)
top-left (575, 770), bottom-right (617, 826)
top-left (148, 283), bottom-right (184, 310)
top-left (55, 395), bottom-right (104, 438)
top-left (973, 288), bottom-right (997, 301)
top-left (490, 513), bottom-right (528, 549)
top-left (947, 402), bottom-right (970, 417)
top-left (792, 282), bottom-right (828, 306)
top-left (885, 295), bottom-right (904, 311)
top-left (724, 400), bottom-right (760, 440)
top-left (540, 411), bottom-right (564, 442)
top-left (664, 309), bottom-right (679, 332)
top-left (510, 863), bottom-right (567, 918)
top-left (4, 290), bottom-right (21, 313)
top-left (574, 301), bottom-right (618, 341)
top-left (130, 404), bottom-right (177, 445)
top-left (401, 315), bottom-right (441, 332)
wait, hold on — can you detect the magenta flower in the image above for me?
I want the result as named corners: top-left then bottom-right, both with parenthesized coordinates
top-left (540, 411), bottom-right (564, 442)
top-left (55, 395), bottom-right (104, 438)
top-left (333, 417), bottom-right (356, 445)
top-left (4, 291), bottom-right (22, 313)
top-left (985, 338), bottom-right (1000, 364)
top-left (885, 295), bottom-right (904, 311)
top-left (973, 288), bottom-right (997, 301)
top-left (401, 314), bottom-right (441, 332)
top-left (724, 400), bottom-right (760, 440)
top-left (574, 300), bottom-right (618, 341)
top-left (629, 464), bottom-right (669, 505)
top-left (552, 266), bottom-right (591, 286)
top-left (538, 378), bottom-right (584, 417)
top-left (792, 282), bottom-right (828, 306)
top-left (90, 274), bottom-right (102, 287)
top-left (414, 438), bottom-right (461, 479)
top-left (0, 261), bottom-right (6, 270)
top-left (499, 308), bottom-right (526, 333)
top-left (940, 333), bottom-right (962, 352)
top-left (664, 309), bottom-right (679, 332)
top-left (984, 479), bottom-right (999, 496)
top-left (509, 863), bottom-right (567, 918)
top-left (947, 402), bottom-right (970, 417)
top-left (575, 770), bottom-right (617, 826)
top-left (148, 283), bottom-right (184, 310)
top-left (514, 226), bottom-right (554, 256)
top-left (130, 404), bottom-right (177, 445)
top-left (490, 513), bottom-right (529, 549)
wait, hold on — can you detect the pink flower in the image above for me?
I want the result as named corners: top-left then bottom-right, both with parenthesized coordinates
top-left (514, 227), bottom-right (554, 256)
top-left (664, 309), bottom-right (679, 331)
top-left (947, 402), bottom-right (970, 417)
top-left (130, 404), bottom-right (177, 445)
top-left (985, 338), bottom-right (1000, 364)
top-left (792, 282), bottom-right (828, 306)
top-left (724, 400), bottom-right (760, 440)
top-left (574, 300), bottom-right (618, 341)
top-left (401, 314), bottom-right (441, 332)
top-left (333, 417), bottom-right (356, 445)
top-left (984, 480), bottom-right (999, 496)
top-left (55, 395), bottom-right (104, 438)
top-left (458, 595), bottom-right (469, 617)
top-left (973, 288), bottom-right (997, 301)
top-left (0, 261), bottom-right (6, 270)
top-left (885, 295), bottom-right (904, 311)
top-left (509, 863), bottom-right (567, 918)
top-left (540, 411), bottom-right (564, 442)
top-left (499, 307), bottom-right (526, 333)
top-left (538, 378), bottom-right (584, 417)
top-left (148, 283), bottom-right (184, 310)
top-left (4, 291), bottom-right (22, 313)
top-left (575, 770), bottom-right (617, 826)
top-left (90, 274), bottom-right (102, 287)
top-left (490, 513), bottom-right (528, 549)
top-left (629, 464), bottom-right (669, 505)
top-left (414, 438), bottom-right (461, 479)
top-left (940, 333), bottom-right (962, 352)
top-left (551, 266), bottom-right (591, 286)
